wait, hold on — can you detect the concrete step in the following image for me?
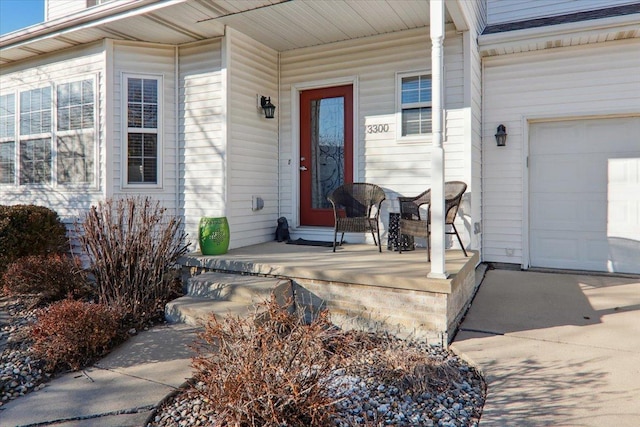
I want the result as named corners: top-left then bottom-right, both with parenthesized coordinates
top-left (186, 272), bottom-right (288, 304)
top-left (166, 272), bottom-right (296, 326)
top-left (165, 296), bottom-right (257, 326)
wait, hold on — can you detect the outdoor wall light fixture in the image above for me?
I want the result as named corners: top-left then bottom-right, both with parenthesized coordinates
top-left (260, 96), bottom-right (276, 119)
top-left (495, 124), bottom-right (507, 147)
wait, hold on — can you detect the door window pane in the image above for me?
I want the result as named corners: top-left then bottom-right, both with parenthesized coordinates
top-left (310, 96), bottom-right (344, 209)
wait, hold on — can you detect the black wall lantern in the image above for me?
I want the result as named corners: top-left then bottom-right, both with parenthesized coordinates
top-left (260, 96), bottom-right (276, 119)
top-left (495, 124), bottom-right (507, 147)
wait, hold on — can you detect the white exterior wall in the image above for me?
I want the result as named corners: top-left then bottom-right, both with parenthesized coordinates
top-left (178, 39), bottom-right (224, 250)
top-left (226, 29), bottom-right (279, 248)
top-left (482, 39), bottom-right (640, 265)
top-left (279, 27), bottom-right (472, 248)
top-left (459, 0), bottom-right (487, 251)
top-left (45, 0), bottom-right (88, 21)
top-left (111, 41), bottom-right (177, 212)
top-left (0, 42), bottom-right (105, 224)
top-left (487, 0), bottom-right (639, 25)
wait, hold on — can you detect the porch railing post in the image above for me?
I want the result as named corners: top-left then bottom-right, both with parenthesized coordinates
top-left (428, 0), bottom-right (448, 279)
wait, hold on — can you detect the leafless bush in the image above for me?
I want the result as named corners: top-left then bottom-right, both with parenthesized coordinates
top-left (2, 253), bottom-right (92, 307)
top-left (341, 331), bottom-right (463, 395)
top-left (30, 298), bottom-right (125, 371)
top-left (192, 296), bottom-right (345, 427)
top-left (76, 197), bottom-right (189, 326)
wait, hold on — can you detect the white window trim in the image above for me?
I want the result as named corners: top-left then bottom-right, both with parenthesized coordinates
top-left (395, 70), bottom-right (433, 144)
top-left (0, 91), bottom-right (17, 187)
top-left (54, 74), bottom-right (99, 189)
top-left (120, 72), bottom-right (163, 190)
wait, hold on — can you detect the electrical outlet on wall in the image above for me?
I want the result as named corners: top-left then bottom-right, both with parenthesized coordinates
top-left (474, 222), bottom-right (482, 234)
top-left (252, 196), bottom-right (264, 211)
top-left (505, 248), bottom-right (515, 257)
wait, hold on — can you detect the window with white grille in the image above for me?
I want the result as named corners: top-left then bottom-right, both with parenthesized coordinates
top-left (397, 72), bottom-right (432, 140)
top-left (19, 87), bottom-right (52, 184)
top-left (124, 75), bottom-right (160, 186)
top-left (0, 93), bottom-right (15, 184)
top-left (0, 76), bottom-right (96, 187)
top-left (56, 78), bottom-right (95, 185)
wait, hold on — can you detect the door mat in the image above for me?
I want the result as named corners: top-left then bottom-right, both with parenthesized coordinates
top-left (285, 238), bottom-right (335, 247)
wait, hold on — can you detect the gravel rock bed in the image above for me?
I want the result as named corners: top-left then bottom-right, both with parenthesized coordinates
top-left (0, 298), bottom-right (48, 407)
top-left (148, 342), bottom-right (485, 427)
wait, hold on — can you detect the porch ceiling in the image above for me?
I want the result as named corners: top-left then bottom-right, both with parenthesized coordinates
top-left (0, 0), bottom-right (451, 65)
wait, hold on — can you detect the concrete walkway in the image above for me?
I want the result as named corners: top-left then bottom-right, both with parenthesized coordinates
top-left (451, 269), bottom-right (640, 427)
top-left (0, 323), bottom-right (198, 427)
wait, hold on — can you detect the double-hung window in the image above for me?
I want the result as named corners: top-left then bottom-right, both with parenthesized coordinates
top-left (0, 93), bottom-right (16, 184)
top-left (397, 72), bottom-right (432, 139)
top-left (19, 87), bottom-right (52, 185)
top-left (125, 75), bottom-right (160, 186)
top-left (56, 78), bottom-right (95, 185)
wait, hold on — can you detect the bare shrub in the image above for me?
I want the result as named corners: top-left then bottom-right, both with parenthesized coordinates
top-left (76, 197), bottom-right (189, 326)
top-left (2, 254), bottom-right (92, 307)
top-left (0, 204), bottom-right (68, 278)
top-left (192, 296), bottom-right (344, 427)
top-left (341, 331), bottom-right (465, 395)
top-left (30, 299), bottom-right (124, 371)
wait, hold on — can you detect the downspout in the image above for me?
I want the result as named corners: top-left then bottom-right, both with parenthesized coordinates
top-left (277, 51), bottom-right (281, 218)
top-left (175, 45), bottom-right (180, 218)
top-left (429, 0), bottom-right (448, 279)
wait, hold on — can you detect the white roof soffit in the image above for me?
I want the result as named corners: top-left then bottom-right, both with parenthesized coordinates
top-left (479, 12), bottom-right (640, 57)
top-left (0, 1), bottom-right (460, 65)
top-left (0, 0), bottom-right (285, 65)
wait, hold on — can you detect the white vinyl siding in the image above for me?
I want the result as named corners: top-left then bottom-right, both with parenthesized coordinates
top-left (45, 0), bottom-right (90, 21)
top-left (226, 29), bottom-right (279, 248)
top-left (0, 42), bottom-right (105, 222)
top-left (482, 39), bottom-right (640, 266)
top-left (279, 27), bottom-right (468, 245)
top-left (460, 0), bottom-right (487, 252)
top-left (178, 39), bottom-right (224, 250)
top-left (112, 42), bottom-right (176, 209)
top-left (487, 0), bottom-right (639, 25)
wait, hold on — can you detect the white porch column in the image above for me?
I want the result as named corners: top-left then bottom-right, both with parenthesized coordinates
top-left (428, 0), bottom-right (448, 279)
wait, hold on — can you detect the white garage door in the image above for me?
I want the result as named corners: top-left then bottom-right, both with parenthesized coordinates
top-left (530, 117), bottom-right (640, 274)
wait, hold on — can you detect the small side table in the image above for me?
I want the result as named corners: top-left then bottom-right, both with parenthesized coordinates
top-left (387, 212), bottom-right (414, 251)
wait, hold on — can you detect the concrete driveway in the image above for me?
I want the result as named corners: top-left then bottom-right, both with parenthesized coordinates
top-left (451, 269), bottom-right (640, 427)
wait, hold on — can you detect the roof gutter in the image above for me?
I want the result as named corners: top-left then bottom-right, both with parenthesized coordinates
top-left (479, 12), bottom-right (640, 55)
top-left (0, 0), bottom-right (186, 50)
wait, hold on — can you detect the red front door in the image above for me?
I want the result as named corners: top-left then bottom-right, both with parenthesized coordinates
top-left (299, 85), bottom-right (353, 226)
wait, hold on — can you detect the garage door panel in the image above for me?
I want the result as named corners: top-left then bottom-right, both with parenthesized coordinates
top-left (532, 122), bottom-right (584, 154)
top-left (585, 120), bottom-right (638, 152)
top-left (531, 194), bottom-right (606, 231)
top-left (531, 154), bottom-right (608, 193)
top-left (532, 232), bottom-right (608, 272)
top-left (530, 117), bottom-right (640, 274)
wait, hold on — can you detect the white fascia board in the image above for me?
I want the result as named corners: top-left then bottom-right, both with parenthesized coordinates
top-left (479, 13), bottom-right (640, 54)
top-left (0, 0), bottom-right (185, 49)
top-left (446, 0), bottom-right (470, 32)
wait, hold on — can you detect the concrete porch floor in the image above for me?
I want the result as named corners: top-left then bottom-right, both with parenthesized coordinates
top-left (180, 241), bottom-right (477, 293)
top-left (179, 242), bottom-right (480, 343)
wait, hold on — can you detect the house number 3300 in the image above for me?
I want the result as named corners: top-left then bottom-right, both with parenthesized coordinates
top-left (366, 124), bottom-right (390, 134)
